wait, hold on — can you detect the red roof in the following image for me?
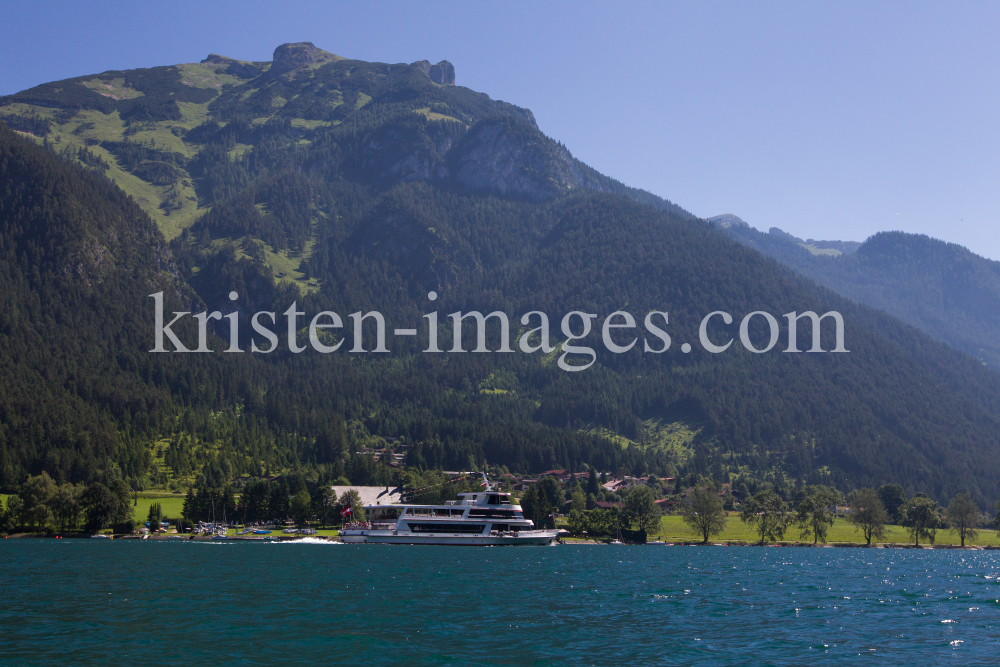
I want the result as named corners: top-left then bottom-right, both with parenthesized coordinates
top-left (594, 501), bottom-right (624, 509)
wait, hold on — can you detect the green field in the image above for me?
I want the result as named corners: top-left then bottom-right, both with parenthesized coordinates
top-left (651, 514), bottom-right (1000, 547)
top-left (2, 490), bottom-right (343, 534)
top-left (134, 494), bottom-right (187, 524)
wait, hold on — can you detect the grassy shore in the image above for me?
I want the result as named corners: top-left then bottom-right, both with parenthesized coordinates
top-left (647, 514), bottom-right (1000, 547)
top-left (7, 490), bottom-right (997, 545)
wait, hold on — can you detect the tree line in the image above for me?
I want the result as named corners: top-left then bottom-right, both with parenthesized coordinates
top-left (1, 471), bottom-right (133, 534)
top-left (678, 482), bottom-right (987, 547)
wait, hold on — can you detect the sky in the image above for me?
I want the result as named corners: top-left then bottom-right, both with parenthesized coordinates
top-left (2, 1), bottom-right (998, 258)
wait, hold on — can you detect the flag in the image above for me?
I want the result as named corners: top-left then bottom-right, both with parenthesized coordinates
top-left (340, 506), bottom-right (352, 517)
top-left (480, 481), bottom-right (488, 487)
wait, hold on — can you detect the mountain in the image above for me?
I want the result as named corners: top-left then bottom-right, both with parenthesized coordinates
top-left (3, 43), bottom-right (1000, 505)
top-left (720, 222), bottom-right (1000, 369)
top-left (707, 213), bottom-right (750, 230)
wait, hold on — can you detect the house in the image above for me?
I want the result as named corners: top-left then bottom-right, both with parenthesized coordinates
top-left (601, 476), bottom-right (650, 493)
top-left (602, 479), bottom-right (629, 493)
top-left (655, 498), bottom-right (678, 513)
top-left (593, 501), bottom-right (624, 510)
top-left (514, 479), bottom-right (538, 492)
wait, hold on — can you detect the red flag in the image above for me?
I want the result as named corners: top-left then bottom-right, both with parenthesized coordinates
top-left (340, 506), bottom-right (352, 516)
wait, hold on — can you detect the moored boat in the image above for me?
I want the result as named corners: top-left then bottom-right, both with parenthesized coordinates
top-left (340, 474), bottom-right (558, 546)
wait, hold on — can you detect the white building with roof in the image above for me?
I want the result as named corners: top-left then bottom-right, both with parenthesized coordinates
top-left (331, 486), bottom-right (403, 506)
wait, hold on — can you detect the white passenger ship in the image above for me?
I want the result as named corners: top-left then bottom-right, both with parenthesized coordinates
top-left (339, 477), bottom-right (558, 546)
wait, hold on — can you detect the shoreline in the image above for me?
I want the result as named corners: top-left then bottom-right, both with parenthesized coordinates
top-left (2, 533), bottom-right (342, 543)
top-left (5, 533), bottom-right (996, 549)
top-left (559, 538), bottom-right (998, 549)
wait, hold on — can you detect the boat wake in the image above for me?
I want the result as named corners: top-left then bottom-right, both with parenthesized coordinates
top-left (276, 537), bottom-right (341, 545)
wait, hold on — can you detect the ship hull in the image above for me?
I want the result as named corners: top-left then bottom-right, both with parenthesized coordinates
top-left (339, 530), bottom-right (557, 546)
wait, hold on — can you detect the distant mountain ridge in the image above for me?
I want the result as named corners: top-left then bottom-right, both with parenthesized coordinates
top-left (720, 220), bottom-right (1000, 368)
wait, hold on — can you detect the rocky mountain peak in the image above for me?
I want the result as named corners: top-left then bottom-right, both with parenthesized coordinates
top-left (271, 42), bottom-right (339, 76)
top-left (411, 59), bottom-right (456, 85)
top-left (708, 213), bottom-right (749, 229)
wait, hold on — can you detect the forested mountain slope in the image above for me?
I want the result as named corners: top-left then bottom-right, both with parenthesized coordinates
top-left (723, 223), bottom-right (1000, 369)
top-left (2, 43), bottom-right (1000, 505)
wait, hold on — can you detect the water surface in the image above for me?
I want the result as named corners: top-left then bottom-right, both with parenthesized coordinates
top-left (2, 541), bottom-right (999, 665)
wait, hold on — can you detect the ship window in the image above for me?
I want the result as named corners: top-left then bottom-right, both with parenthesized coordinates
top-left (469, 509), bottom-right (516, 518)
top-left (408, 523), bottom-right (486, 533)
top-left (487, 494), bottom-right (500, 505)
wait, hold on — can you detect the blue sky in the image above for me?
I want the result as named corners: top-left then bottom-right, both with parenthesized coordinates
top-left (2, 1), bottom-right (998, 259)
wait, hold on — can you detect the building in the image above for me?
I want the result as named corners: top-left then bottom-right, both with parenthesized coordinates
top-left (593, 501), bottom-right (624, 510)
top-left (655, 498), bottom-right (678, 513)
top-left (330, 486), bottom-right (403, 507)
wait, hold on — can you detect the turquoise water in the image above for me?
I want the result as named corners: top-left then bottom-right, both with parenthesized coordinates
top-left (3, 541), bottom-right (1000, 665)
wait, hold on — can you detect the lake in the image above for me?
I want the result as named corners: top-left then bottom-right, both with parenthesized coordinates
top-left (2, 540), bottom-right (997, 665)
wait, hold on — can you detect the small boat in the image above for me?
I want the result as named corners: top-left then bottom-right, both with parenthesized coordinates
top-left (90, 534), bottom-right (110, 539)
top-left (253, 529), bottom-right (272, 535)
top-left (609, 516), bottom-right (625, 544)
top-left (210, 506), bottom-right (230, 540)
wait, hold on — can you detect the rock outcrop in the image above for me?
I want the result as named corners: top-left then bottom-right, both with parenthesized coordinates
top-left (270, 42), bottom-right (340, 77)
top-left (429, 61), bottom-right (455, 85)
top-left (450, 118), bottom-right (577, 201)
top-left (271, 42), bottom-right (321, 75)
top-left (360, 121), bottom-right (460, 184)
top-left (411, 59), bottom-right (456, 85)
